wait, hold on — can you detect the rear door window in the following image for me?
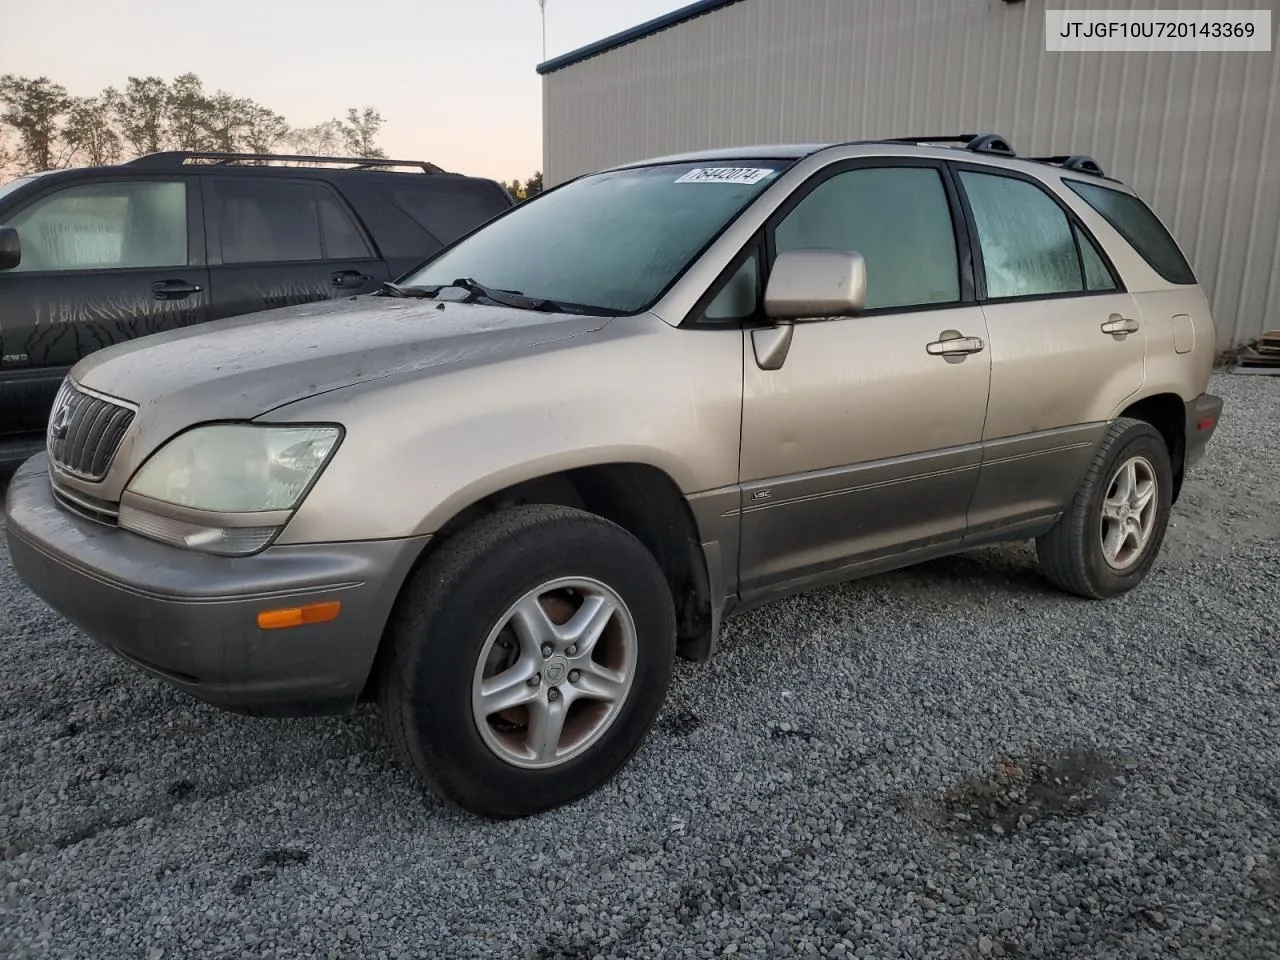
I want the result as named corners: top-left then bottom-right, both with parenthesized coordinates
top-left (317, 188), bottom-right (373, 259)
top-left (958, 170), bottom-right (1084, 299)
top-left (212, 180), bottom-right (322, 263)
top-left (1064, 179), bottom-right (1196, 284)
top-left (1075, 223), bottom-right (1119, 292)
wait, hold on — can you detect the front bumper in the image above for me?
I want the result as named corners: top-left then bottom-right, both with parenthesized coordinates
top-left (4, 454), bottom-right (428, 715)
top-left (1184, 391), bottom-right (1224, 471)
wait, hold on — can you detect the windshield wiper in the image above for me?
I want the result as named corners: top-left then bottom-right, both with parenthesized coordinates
top-left (446, 277), bottom-right (558, 311)
top-left (381, 281), bottom-right (438, 298)
top-left (382, 278), bottom-right (617, 316)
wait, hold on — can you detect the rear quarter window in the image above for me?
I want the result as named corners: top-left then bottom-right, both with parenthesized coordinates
top-left (1064, 180), bottom-right (1196, 285)
top-left (385, 181), bottom-right (509, 246)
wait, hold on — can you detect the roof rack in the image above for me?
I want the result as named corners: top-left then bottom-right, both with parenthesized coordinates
top-left (1027, 154), bottom-right (1107, 177)
top-left (882, 133), bottom-right (1017, 157)
top-left (125, 151), bottom-right (446, 174)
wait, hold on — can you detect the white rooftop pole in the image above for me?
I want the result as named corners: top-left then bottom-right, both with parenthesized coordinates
top-left (539, 0), bottom-right (547, 60)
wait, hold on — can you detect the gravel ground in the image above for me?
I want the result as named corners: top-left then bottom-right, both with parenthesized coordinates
top-left (1, 370), bottom-right (1277, 960)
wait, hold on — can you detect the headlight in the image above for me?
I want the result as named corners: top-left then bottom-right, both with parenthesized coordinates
top-left (119, 424), bottom-right (341, 555)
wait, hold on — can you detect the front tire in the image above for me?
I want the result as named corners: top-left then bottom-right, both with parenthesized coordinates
top-left (378, 504), bottom-right (676, 819)
top-left (1036, 417), bottom-right (1173, 599)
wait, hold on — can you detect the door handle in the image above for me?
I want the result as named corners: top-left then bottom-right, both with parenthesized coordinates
top-left (926, 334), bottom-right (985, 356)
top-left (1101, 315), bottom-right (1140, 337)
top-left (151, 279), bottom-right (203, 301)
top-left (332, 270), bottom-right (370, 287)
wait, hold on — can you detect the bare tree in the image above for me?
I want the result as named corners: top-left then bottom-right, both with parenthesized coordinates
top-left (63, 95), bottom-right (122, 166)
top-left (110, 76), bottom-right (170, 156)
top-left (167, 72), bottom-right (212, 151)
top-left (287, 120), bottom-right (344, 159)
top-left (0, 73), bottom-right (389, 173)
top-left (0, 75), bottom-right (71, 171)
top-left (0, 128), bottom-right (18, 180)
top-left (243, 104), bottom-right (289, 154)
top-left (339, 107), bottom-right (386, 158)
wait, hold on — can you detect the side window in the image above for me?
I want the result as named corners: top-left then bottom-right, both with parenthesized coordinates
top-left (9, 181), bottom-right (187, 273)
top-left (1064, 179), bottom-right (1196, 284)
top-left (958, 171), bottom-right (1083, 299)
top-left (773, 166), bottom-right (959, 310)
top-left (317, 190), bottom-right (373, 259)
top-left (1075, 224), bottom-right (1118, 292)
top-left (213, 180), bottom-right (322, 264)
top-left (389, 183), bottom-right (508, 246)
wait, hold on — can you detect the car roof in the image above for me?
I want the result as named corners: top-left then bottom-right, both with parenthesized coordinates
top-left (603, 134), bottom-right (1122, 185)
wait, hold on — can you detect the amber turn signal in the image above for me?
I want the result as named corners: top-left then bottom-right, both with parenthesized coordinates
top-left (256, 601), bottom-right (342, 630)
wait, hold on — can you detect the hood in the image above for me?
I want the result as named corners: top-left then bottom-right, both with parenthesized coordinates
top-left (72, 295), bottom-right (611, 424)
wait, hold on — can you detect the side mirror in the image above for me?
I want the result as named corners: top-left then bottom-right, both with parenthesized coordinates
top-left (0, 226), bottom-right (20, 271)
top-left (763, 249), bottom-right (866, 321)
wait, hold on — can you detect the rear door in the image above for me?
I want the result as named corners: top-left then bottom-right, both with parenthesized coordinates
top-left (202, 176), bottom-right (389, 321)
top-left (0, 175), bottom-right (208, 439)
top-left (950, 164), bottom-right (1146, 537)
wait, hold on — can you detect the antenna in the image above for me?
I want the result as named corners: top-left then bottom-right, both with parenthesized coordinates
top-left (538, 0), bottom-right (547, 60)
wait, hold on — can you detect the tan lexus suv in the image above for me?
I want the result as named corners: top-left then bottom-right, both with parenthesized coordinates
top-left (5, 134), bottom-right (1223, 819)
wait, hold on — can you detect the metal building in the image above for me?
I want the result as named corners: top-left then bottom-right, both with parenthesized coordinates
top-left (537, 0), bottom-right (1279, 353)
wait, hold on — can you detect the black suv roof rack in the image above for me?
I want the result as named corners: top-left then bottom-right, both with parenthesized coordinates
top-left (125, 151), bottom-right (446, 174)
top-left (881, 133), bottom-right (1017, 157)
top-left (1026, 154), bottom-right (1108, 177)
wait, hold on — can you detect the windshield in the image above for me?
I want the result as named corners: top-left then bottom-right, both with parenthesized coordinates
top-left (398, 160), bottom-right (790, 314)
top-left (0, 174), bottom-right (47, 205)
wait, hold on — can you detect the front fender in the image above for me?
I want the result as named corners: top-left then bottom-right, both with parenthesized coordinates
top-left (270, 314), bottom-right (745, 544)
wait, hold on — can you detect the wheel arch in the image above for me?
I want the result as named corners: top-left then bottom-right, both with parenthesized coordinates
top-left (1118, 392), bottom-right (1187, 501)
top-left (361, 460), bottom-right (719, 701)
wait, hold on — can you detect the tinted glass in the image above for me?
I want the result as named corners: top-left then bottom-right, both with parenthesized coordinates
top-left (9, 180), bottom-right (187, 273)
top-left (774, 166), bottom-right (959, 310)
top-left (401, 161), bottom-right (787, 313)
top-left (704, 252), bottom-right (759, 321)
top-left (1065, 180), bottom-right (1196, 284)
top-left (317, 190), bottom-right (372, 259)
top-left (1076, 224), bottom-right (1118, 292)
top-left (391, 183), bottom-right (508, 246)
top-left (214, 180), bottom-right (321, 263)
top-left (960, 171), bottom-right (1083, 298)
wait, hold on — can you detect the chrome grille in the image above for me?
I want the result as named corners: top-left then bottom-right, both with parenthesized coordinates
top-left (46, 380), bottom-right (135, 481)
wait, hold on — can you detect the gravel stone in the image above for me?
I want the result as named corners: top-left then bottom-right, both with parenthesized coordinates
top-left (1, 372), bottom-right (1278, 959)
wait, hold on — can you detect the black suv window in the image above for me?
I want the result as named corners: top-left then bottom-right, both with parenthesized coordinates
top-left (213, 180), bottom-right (322, 263)
top-left (1065, 180), bottom-right (1195, 284)
top-left (317, 190), bottom-right (373, 259)
top-left (388, 182), bottom-right (508, 246)
top-left (774, 166), bottom-right (960, 311)
top-left (8, 180), bottom-right (187, 273)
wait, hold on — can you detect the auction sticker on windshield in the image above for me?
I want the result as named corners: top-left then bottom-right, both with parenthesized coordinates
top-left (675, 167), bottom-right (776, 185)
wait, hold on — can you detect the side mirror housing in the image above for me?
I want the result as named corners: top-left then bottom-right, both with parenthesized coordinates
top-left (763, 249), bottom-right (866, 321)
top-left (0, 226), bottom-right (20, 271)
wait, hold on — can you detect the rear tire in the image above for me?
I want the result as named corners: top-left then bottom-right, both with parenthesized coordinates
top-left (378, 504), bottom-right (676, 819)
top-left (1036, 418), bottom-right (1173, 600)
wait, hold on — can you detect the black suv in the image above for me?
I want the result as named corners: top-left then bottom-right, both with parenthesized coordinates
top-left (0, 151), bottom-right (514, 465)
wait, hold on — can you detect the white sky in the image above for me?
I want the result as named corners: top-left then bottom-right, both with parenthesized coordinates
top-left (0, 0), bottom-right (693, 181)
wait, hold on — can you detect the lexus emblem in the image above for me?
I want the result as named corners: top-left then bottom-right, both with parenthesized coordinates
top-left (49, 403), bottom-right (72, 441)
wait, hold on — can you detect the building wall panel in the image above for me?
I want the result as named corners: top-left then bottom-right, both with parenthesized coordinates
top-left (542, 0), bottom-right (1279, 349)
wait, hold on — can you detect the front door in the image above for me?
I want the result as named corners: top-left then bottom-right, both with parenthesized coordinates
top-left (0, 176), bottom-right (208, 439)
top-left (949, 165), bottom-right (1147, 536)
top-left (202, 176), bottom-right (389, 321)
top-left (737, 162), bottom-right (992, 598)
